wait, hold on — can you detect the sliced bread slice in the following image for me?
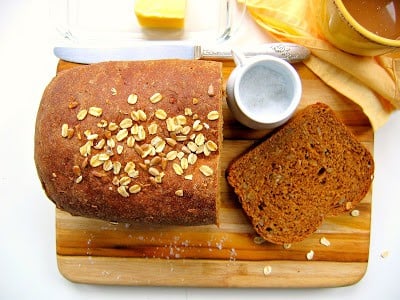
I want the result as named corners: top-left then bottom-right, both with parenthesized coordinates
top-left (226, 103), bottom-right (374, 244)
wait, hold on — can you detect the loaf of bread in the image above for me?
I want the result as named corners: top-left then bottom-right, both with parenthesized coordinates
top-left (35, 60), bottom-right (223, 225)
top-left (227, 103), bottom-right (374, 244)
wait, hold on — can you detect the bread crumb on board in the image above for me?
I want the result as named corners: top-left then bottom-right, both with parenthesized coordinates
top-left (320, 237), bottom-right (331, 247)
top-left (253, 236), bottom-right (266, 245)
top-left (380, 250), bottom-right (389, 259)
top-left (263, 265), bottom-right (272, 276)
top-left (306, 250), bottom-right (314, 260)
top-left (283, 243), bottom-right (292, 249)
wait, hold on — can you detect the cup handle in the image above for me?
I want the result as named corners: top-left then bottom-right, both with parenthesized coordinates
top-left (231, 49), bottom-right (247, 67)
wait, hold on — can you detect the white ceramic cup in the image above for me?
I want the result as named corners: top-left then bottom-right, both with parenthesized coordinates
top-left (226, 50), bottom-right (302, 130)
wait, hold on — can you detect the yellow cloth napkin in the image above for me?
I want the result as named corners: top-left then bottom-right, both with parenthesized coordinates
top-left (240, 0), bottom-right (400, 130)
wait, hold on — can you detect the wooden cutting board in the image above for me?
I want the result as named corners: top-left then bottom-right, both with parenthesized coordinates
top-left (55, 59), bottom-right (373, 288)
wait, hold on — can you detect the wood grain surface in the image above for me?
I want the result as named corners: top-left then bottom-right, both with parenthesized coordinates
top-left (55, 59), bottom-right (373, 288)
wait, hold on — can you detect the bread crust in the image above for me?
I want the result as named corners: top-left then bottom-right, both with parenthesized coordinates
top-left (227, 103), bottom-right (374, 244)
top-left (35, 60), bottom-right (223, 225)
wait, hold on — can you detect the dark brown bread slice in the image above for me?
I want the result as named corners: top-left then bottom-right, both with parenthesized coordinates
top-left (35, 60), bottom-right (223, 226)
top-left (226, 103), bottom-right (374, 244)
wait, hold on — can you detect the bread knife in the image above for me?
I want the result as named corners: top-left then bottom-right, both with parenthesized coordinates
top-left (54, 42), bottom-right (310, 64)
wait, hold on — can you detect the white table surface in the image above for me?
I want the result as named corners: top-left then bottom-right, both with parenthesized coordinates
top-left (1, 0), bottom-right (399, 299)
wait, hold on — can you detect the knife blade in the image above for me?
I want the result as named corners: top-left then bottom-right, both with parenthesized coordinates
top-left (54, 42), bottom-right (310, 64)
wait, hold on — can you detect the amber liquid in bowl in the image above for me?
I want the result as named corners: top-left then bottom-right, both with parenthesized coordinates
top-left (342, 0), bottom-right (400, 39)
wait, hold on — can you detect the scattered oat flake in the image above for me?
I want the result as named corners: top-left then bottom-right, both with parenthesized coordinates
top-left (77, 109), bottom-right (88, 121)
top-left (75, 175), bottom-right (83, 183)
top-left (253, 236), bottom-right (266, 245)
top-left (117, 186), bottom-right (129, 198)
top-left (380, 250), bottom-right (389, 258)
top-left (199, 165), bottom-right (213, 177)
top-left (320, 237), bottom-right (331, 247)
top-left (207, 110), bottom-right (219, 120)
top-left (175, 189), bottom-right (184, 197)
top-left (150, 92), bottom-right (162, 103)
top-left (88, 106), bottom-right (103, 117)
top-left (155, 109), bottom-right (167, 120)
top-left (129, 184), bottom-right (141, 194)
top-left (306, 250), bottom-right (314, 260)
top-left (68, 101), bottom-right (79, 109)
top-left (184, 174), bottom-right (193, 180)
top-left (127, 93), bottom-right (138, 104)
top-left (263, 265), bottom-right (272, 276)
top-left (61, 123), bottom-right (69, 137)
top-left (283, 243), bottom-right (292, 249)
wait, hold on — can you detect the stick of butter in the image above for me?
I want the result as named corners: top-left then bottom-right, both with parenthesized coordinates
top-left (134, 0), bottom-right (187, 29)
